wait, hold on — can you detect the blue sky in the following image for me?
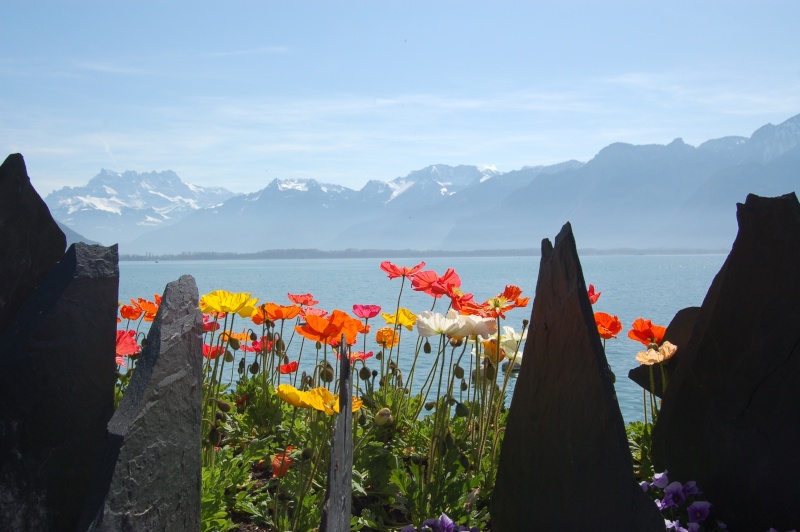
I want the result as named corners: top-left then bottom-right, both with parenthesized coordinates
top-left (2, 1), bottom-right (799, 196)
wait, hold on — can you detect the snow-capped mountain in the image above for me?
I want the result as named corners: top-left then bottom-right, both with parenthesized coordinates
top-left (45, 170), bottom-right (236, 245)
top-left (42, 113), bottom-right (800, 254)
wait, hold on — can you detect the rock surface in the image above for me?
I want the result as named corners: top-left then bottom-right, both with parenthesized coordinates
top-left (0, 243), bottom-right (118, 531)
top-left (0, 153), bottom-right (66, 334)
top-left (628, 306), bottom-right (701, 397)
top-left (78, 275), bottom-right (203, 531)
top-left (320, 337), bottom-right (354, 531)
top-left (652, 193), bottom-right (800, 530)
top-left (492, 223), bottom-right (663, 531)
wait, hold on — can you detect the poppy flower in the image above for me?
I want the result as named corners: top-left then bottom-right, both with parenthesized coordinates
top-left (134, 297), bottom-right (159, 322)
top-left (300, 307), bottom-right (328, 319)
top-left (279, 361), bottom-right (299, 374)
top-left (379, 260), bottom-right (426, 280)
top-left (463, 285), bottom-right (529, 319)
top-left (220, 330), bottom-right (249, 343)
top-left (296, 310), bottom-right (364, 346)
top-left (594, 312), bottom-right (622, 340)
top-left (287, 292), bottom-right (318, 306)
top-left (337, 350), bottom-right (374, 362)
top-left (200, 290), bottom-right (258, 319)
top-left (412, 268), bottom-right (461, 298)
top-left (120, 304), bottom-right (143, 321)
top-left (243, 337), bottom-right (273, 354)
top-left (635, 341), bottom-right (678, 365)
top-left (352, 304), bottom-right (381, 319)
top-left (202, 344), bottom-right (225, 359)
top-left (202, 314), bottom-right (220, 332)
top-left (381, 308), bottom-right (417, 330)
top-left (252, 303), bottom-right (301, 324)
top-left (271, 447), bottom-right (295, 478)
top-left (444, 285), bottom-right (476, 312)
top-left (375, 327), bottom-right (399, 348)
top-left (587, 284), bottom-right (601, 304)
top-left (481, 338), bottom-right (505, 365)
top-left (628, 318), bottom-right (667, 346)
top-left (276, 384), bottom-right (363, 414)
top-left (115, 330), bottom-right (140, 366)
top-left (415, 310), bottom-right (461, 338)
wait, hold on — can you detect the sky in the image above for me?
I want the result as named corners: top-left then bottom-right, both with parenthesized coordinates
top-left (2, 1), bottom-right (799, 196)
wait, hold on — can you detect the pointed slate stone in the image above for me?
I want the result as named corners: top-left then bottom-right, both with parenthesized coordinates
top-left (652, 193), bottom-right (800, 530)
top-left (492, 223), bottom-right (663, 531)
top-left (628, 306), bottom-right (700, 398)
top-left (0, 243), bottom-right (118, 531)
top-left (78, 275), bottom-right (203, 532)
top-left (0, 153), bottom-right (66, 334)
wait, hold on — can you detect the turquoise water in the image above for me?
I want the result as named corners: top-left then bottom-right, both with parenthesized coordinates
top-left (119, 254), bottom-right (726, 423)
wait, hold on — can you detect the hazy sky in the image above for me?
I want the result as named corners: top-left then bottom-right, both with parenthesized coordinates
top-left (2, 1), bottom-right (799, 196)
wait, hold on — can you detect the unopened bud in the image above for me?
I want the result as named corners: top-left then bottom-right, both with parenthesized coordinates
top-left (453, 364), bottom-right (464, 379)
top-left (249, 361), bottom-right (260, 374)
top-left (374, 407), bottom-right (393, 426)
top-left (423, 340), bottom-right (431, 354)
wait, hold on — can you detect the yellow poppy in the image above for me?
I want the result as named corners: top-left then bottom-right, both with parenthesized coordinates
top-left (276, 384), bottom-right (363, 414)
top-left (381, 308), bottom-right (417, 331)
top-left (200, 290), bottom-right (259, 318)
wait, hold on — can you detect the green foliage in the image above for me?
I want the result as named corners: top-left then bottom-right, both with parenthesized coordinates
top-left (626, 420), bottom-right (654, 481)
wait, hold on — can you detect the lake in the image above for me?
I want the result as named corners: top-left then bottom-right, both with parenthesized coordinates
top-left (119, 254), bottom-right (727, 423)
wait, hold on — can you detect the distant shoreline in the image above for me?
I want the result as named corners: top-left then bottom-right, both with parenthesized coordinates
top-left (119, 247), bottom-right (729, 261)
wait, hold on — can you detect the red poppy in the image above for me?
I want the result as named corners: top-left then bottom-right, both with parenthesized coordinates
top-left (627, 318), bottom-right (667, 346)
top-left (594, 312), bottom-right (622, 340)
top-left (202, 314), bottom-right (220, 332)
top-left (202, 344), bottom-right (225, 359)
top-left (379, 260), bottom-right (426, 280)
top-left (243, 337), bottom-right (273, 354)
top-left (339, 350), bottom-right (373, 362)
top-left (352, 304), bottom-right (381, 319)
top-left (135, 297), bottom-right (159, 322)
top-left (115, 330), bottom-right (140, 366)
top-left (287, 293), bottom-right (319, 306)
top-left (587, 284), bottom-right (601, 304)
top-left (271, 447), bottom-right (295, 478)
top-left (279, 361), bottom-right (299, 374)
top-left (462, 285), bottom-right (529, 319)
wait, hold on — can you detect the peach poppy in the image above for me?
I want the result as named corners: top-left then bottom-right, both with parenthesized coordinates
top-left (628, 318), bottom-right (667, 346)
top-left (379, 260), bottom-right (426, 280)
top-left (287, 293), bottom-right (318, 306)
top-left (594, 312), bottom-right (622, 340)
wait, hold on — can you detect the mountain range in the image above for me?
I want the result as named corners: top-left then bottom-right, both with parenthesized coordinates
top-left (43, 114), bottom-right (800, 254)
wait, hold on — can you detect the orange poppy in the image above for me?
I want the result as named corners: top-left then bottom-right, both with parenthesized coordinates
top-left (594, 312), bottom-right (622, 340)
top-left (375, 327), bottom-right (399, 348)
top-left (271, 447), bottom-right (295, 478)
top-left (119, 304), bottom-right (143, 321)
top-left (252, 303), bottom-right (301, 324)
top-left (135, 297), bottom-right (159, 322)
top-left (627, 318), bottom-right (667, 346)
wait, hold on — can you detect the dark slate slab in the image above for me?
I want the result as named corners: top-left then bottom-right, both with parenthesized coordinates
top-left (78, 275), bottom-right (203, 532)
top-left (491, 223), bottom-right (663, 531)
top-left (628, 306), bottom-right (701, 398)
top-left (320, 335), bottom-right (354, 532)
top-left (0, 153), bottom-right (66, 334)
top-left (652, 193), bottom-right (800, 530)
top-left (0, 243), bottom-right (118, 532)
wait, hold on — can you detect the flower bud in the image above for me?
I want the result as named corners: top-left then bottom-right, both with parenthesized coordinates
top-left (216, 400), bottom-right (232, 413)
top-left (359, 366), bottom-right (372, 381)
top-left (321, 367), bottom-right (335, 383)
top-left (301, 447), bottom-right (314, 461)
top-left (249, 361), bottom-right (260, 374)
top-left (458, 453), bottom-right (470, 470)
top-left (423, 340), bottom-right (431, 354)
top-left (460, 380), bottom-right (468, 392)
top-left (453, 364), bottom-right (464, 380)
top-left (450, 337), bottom-right (463, 347)
top-left (229, 338), bottom-right (241, 351)
top-left (224, 351), bottom-right (235, 363)
top-left (424, 401), bottom-right (436, 411)
top-left (455, 402), bottom-right (469, 417)
top-left (250, 331), bottom-right (258, 342)
top-left (374, 407), bottom-right (393, 426)
top-left (208, 427), bottom-right (222, 446)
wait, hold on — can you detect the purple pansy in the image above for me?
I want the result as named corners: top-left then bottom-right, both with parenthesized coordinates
top-left (665, 519), bottom-right (688, 532)
top-left (651, 470), bottom-right (670, 489)
top-left (687, 500), bottom-right (711, 523)
top-left (665, 481), bottom-right (687, 505)
top-left (682, 480), bottom-right (702, 497)
top-left (640, 480), bottom-right (649, 492)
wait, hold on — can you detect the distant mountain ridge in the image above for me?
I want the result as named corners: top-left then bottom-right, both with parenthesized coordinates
top-left (45, 113), bottom-right (800, 254)
top-left (45, 169), bottom-right (236, 245)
